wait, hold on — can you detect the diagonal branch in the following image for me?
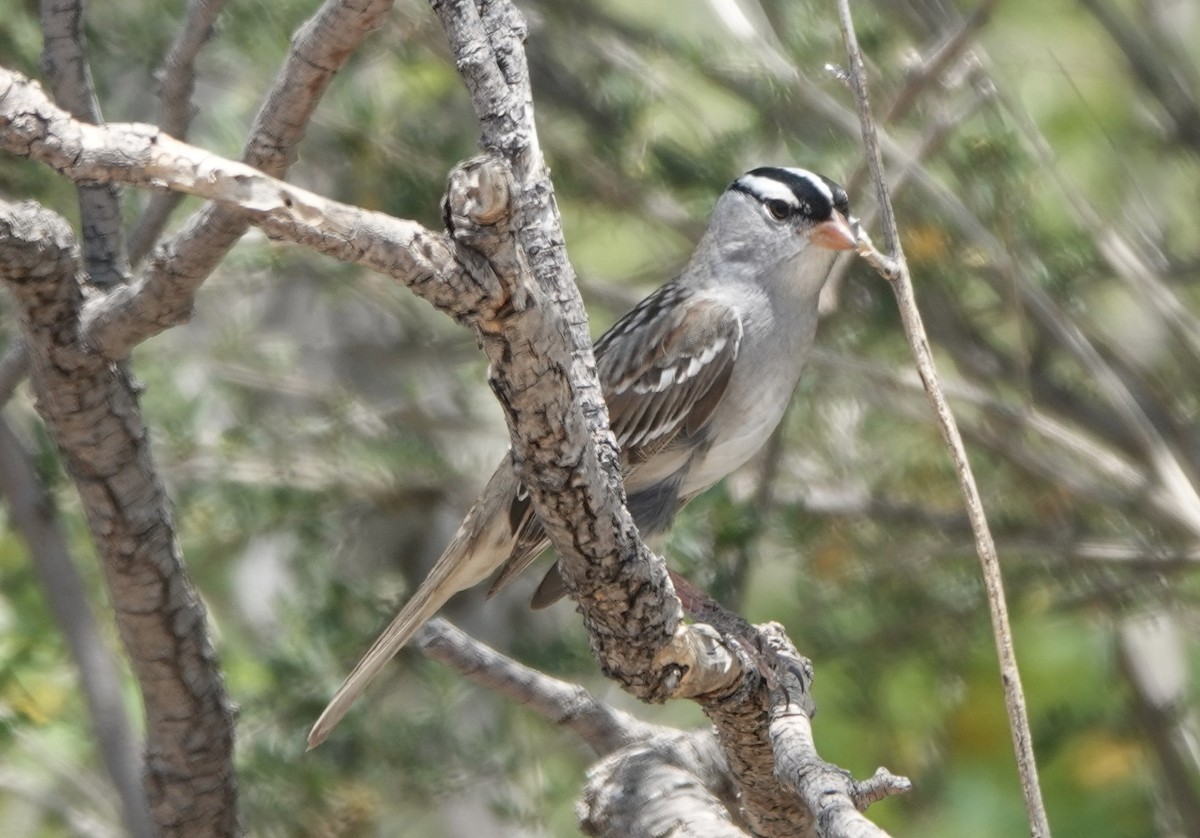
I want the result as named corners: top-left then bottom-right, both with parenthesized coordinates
top-left (127, 0), bottom-right (231, 266)
top-left (415, 617), bottom-right (657, 756)
top-left (835, 2), bottom-right (1052, 835)
top-left (430, 0), bottom-right (682, 686)
top-left (1078, 0), bottom-right (1200, 153)
top-left (85, 0), bottom-right (395, 361)
top-left (429, 4), bottom-right (907, 835)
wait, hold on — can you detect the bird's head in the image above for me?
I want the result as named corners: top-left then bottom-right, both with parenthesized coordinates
top-left (699, 166), bottom-right (856, 297)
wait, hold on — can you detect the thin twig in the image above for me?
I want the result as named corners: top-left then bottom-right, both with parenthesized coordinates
top-left (834, 2), bottom-right (1052, 836)
top-left (128, 0), bottom-right (230, 265)
top-left (37, 0), bottom-right (131, 287)
top-left (0, 413), bottom-right (154, 838)
top-left (414, 617), bottom-right (654, 756)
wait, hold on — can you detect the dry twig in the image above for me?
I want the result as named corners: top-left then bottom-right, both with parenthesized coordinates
top-left (834, 1), bottom-right (1052, 835)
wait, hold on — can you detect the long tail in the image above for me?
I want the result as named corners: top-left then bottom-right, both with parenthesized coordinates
top-left (308, 461), bottom-right (520, 749)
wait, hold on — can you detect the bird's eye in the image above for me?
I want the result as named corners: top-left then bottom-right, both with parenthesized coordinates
top-left (766, 199), bottom-right (791, 220)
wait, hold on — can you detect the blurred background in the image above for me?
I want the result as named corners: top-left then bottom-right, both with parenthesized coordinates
top-left (2, 0), bottom-right (1199, 835)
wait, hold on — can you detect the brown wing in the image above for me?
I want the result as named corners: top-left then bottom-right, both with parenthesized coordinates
top-left (596, 284), bottom-right (743, 461)
top-left (488, 282), bottom-right (742, 601)
top-left (485, 486), bottom-right (550, 597)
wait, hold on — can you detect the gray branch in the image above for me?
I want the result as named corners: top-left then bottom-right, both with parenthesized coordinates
top-left (416, 617), bottom-right (659, 756)
top-left (37, 0), bottom-right (131, 287)
top-left (88, 0), bottom-right (395, 361)
top-left (0, 414), bottom-right (154, 838)
top-left (581, 732), bottom-right (747, 837)
top-left (127, 0), bottom-right (231, 266)
top-left (765, 628), bottom-right (909, 838)
top-left (0, 4), bottom-right (911, 827)
top-left (0, 200), bottom-right (238, 835)
top-left (430, 4), bottom-right (907, 833)
top-left (415, 617), bottom-right (749, 836)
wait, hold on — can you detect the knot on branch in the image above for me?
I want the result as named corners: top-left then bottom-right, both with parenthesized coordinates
top-left (0, 201), bottom-right (86, 338)
top-left (442, 153), bottom-right (513, 231)
top-left (653, 622), bottom-right (743, 700)
top-left (0, 200), bottom-right (80, 284)
top-left (441, 154), bottom-right (534, 324)
top-left (852, 766), bottom-right (912, 810)
top-left (853, 228), bottom-right (900, 281)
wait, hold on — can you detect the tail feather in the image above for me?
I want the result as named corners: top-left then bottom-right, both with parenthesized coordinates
top-left (307, 546), bottom-right (465, 749)
top-left (308, 459), bottom-right (521, 750)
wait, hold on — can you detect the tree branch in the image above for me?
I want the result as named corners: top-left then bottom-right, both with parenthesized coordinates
top-left (37, 0), bottom-right (131, 288)
top-left (1078, 0), bottom-right (1200, 153)
top-left (127, 0), bottom-right (230, 266)
top-left (414, 618), bottom-right (747, 836)
top-left (0, 413), bottom-right (154, 838)
top-left (0, 199), bottom-right (238, 836)
top-left (429, 0), bottom-right (684, 697)
top-left (86, 0), bottom-right (395, 361)
top-left (581, 731), bottom-right (747, 837)
top-left (415, 617), bottom-right (656, 755)
top-left (835, 2), bottom-right (1052, 835)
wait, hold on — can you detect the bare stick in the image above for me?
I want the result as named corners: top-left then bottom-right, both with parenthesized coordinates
top-left (834, 2), bottom-right (1052, 835)
top-left (415, 617), bottom-right (655, 756)
top-left (128, 0), bottom-right (230, 265)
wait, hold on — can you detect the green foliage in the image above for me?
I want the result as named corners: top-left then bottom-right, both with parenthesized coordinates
top-left (2, 0), bottom-right (1199, 834)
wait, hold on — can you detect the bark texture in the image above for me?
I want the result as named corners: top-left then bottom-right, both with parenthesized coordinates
top-left (0, 201), bottom-right (238, 835)
top-left (0, 2), bottom-right (914, 833)
top-left (0, 415), bottom-right (154, 838)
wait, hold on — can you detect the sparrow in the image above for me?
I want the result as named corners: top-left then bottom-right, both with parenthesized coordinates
top-left (309, 166), bottom-right (855, 748)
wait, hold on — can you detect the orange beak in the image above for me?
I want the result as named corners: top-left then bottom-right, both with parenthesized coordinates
top-left (809, 210), bottom-right (857, 251)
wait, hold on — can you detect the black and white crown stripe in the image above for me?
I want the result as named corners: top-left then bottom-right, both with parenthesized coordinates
top-left (731, 166), bottom-right (850, 222)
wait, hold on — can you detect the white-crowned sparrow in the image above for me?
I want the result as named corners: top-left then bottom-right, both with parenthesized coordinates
top-left (309, 166), bottom-right (856, 748)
